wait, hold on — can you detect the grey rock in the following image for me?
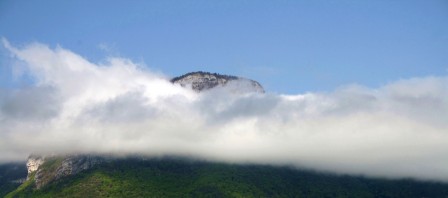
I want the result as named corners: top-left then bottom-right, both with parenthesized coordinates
top-left (53, 155), bottom-right (103, 181)
top-left (171, 71), bottom-right (265, 93)
top-left (26, 155), bottom-right (105, 189)
top-left (26, 155), bottom-right (45, 180)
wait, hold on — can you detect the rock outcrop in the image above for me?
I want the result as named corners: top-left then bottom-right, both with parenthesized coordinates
top-left (171, 71), bottom-right (265, 93)
top-left (26, 155), bottom-right (44, 180)
top-left (52, 155), bottom-right (103, 181)
top-left (26, 155), bottom-right (104, 189)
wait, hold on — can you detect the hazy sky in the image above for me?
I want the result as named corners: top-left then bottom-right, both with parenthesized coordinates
top-left (1, 1), bottom-right (448, 182)
top-left (1, 0), bottom-right (447, 93)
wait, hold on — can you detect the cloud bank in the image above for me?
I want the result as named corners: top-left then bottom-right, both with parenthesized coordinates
top-left (1, 40), bottom-right (448, 181)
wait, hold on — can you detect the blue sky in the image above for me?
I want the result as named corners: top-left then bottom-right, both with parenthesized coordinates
top-left (1, 0), bottom-right (447, 93)
top-left (2, 1), bottom-right (448, 180)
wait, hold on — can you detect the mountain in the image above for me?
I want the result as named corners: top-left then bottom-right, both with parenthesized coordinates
top-left (3, 72), bottom-right (448, 197)
top-left (6, 71), bottom-right (266, 193)
top-left (171, 71), bottom-right (265, 93)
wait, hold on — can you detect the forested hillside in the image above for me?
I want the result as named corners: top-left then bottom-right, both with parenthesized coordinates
top-left (5, 158), bottom-right (448, 198)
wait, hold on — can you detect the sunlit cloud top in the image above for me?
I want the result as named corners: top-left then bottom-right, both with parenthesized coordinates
top-left (1, 40), bottom-right (448, 182)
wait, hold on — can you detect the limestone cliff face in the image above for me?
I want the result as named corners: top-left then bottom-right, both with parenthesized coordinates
top-left (52, 155), bottom-right (103, 179)
top-left (26, 155), bottom-right (44, 180)
top-left (171, 71), bottom-right (265, 93)
top-left (26, 155), bottom-right (104, 189)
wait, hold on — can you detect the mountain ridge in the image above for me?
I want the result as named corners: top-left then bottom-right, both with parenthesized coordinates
top-left (17, 71), bottom-right (265, 190)
top-left (3, 71), bottom-right (448, 197)
top-left (4, 157), bottom-right (448, 198)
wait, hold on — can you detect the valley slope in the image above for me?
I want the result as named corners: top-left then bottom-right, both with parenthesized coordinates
top-left (5, 158), bottom-right (448, 198)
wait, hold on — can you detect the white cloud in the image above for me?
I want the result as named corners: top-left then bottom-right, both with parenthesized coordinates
top-left (1, 39), bottom-right (448, 182)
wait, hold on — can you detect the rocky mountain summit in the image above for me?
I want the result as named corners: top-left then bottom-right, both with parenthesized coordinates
top-left (171, 71), bottom-right (265, 93)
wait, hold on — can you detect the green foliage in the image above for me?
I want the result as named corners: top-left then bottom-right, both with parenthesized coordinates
top-left (36, 156), bottom-right (64, 186)
top-left (5, 171), bottom-right (36, 198)
top-left (7, 158), bottom-right (448, 198)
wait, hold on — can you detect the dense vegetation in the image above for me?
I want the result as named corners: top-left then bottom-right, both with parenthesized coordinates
top-left (5, 158), bottom-right (448, 198)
